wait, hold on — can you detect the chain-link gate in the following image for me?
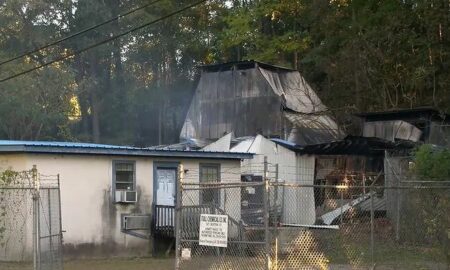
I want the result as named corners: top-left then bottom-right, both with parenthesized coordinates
top-left (175, 164), bottom-right (450, 270)
top-left (38, 175), bottom-right (64, 270)
top-left (0, 167), bottom-right (63, 270)
top-left (176, 180), bottom-right (269, 269)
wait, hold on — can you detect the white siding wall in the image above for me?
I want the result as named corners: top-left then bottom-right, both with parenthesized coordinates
top-left (24, 154), bottom-right (152, 253)
top-left (181, 159), bottom-right (242, 224)
top-left (240, 136), bottom-right (297, 182)
top-left (0, 153), bottom-right (242, 259)
top-left (237, 136), bottom-right (316, 225)
top-left (0, 154), bottom-right (28, 171)
top-left (290, 155), bottom-right (315, 225)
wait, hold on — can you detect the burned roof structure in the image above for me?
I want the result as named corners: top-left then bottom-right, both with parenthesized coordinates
top-left (356, 107), bottom-right (450, 146)
top-left (180, 60), bottom-right (342, 145)
top-left (272, 136), bottom-right (417, 156)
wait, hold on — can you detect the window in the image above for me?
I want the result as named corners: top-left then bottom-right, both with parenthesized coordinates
top-left (113, 161), bottom-right (135, 191)
top-left (199, 164), bottom-right (220, 205)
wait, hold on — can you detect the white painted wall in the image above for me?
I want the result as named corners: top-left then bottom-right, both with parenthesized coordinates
top-left (287, 155), bottom-right (315, 225)
top-left (232, 135), bottom-right (316, 225)
top-left (0, 153), bottom-right (242, 259)
top-left (0, 154), bottom-right (28, 171)
top-left (180, 159), bottom-right (242, 225)
top-left (24, 154), bottom-right (153, 257)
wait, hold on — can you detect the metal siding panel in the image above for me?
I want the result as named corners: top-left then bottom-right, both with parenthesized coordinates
top-left (282, 154), bottom-right (316, 225)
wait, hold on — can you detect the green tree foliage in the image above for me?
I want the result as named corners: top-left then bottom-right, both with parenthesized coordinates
top-left (0, 0), bottom-right (76, 140)
top-left (415, 144), bottom-right (450, 180)
top-left (408, 145), bottom-right (450, 263)
top-left (219, 0), bottom-right (450, 114)
top-left (0, 0), bottom-right (449, 144)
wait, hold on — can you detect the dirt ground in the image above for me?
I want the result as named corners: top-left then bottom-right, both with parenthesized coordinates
top-left (1, 257), bottom-right (174, 270)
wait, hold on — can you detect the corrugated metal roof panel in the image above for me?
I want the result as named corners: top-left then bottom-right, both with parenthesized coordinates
top-left (0, 140), bottom-right (253, 160)
top-left (0, 140), bottom-right (140, 149)
top-left (284, 112), bottom-right (343, 145)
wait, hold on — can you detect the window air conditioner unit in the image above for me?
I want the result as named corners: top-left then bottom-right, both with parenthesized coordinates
top-left (115, 190), bottom-right (137, 203)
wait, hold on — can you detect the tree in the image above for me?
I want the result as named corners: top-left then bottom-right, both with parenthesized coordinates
top-left (219, 0), bottom-right (450, 116)
top-left (0, 0), bottom-right (76, 141)
top-left (409, 145), bottom-right (450, 266)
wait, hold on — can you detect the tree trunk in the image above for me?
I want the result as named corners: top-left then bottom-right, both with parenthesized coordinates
top-left (91, 93), bottom-right (101, 143)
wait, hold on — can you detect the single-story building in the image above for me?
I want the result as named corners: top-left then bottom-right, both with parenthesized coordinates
top-left (0, 140), bottom-right (252, 259)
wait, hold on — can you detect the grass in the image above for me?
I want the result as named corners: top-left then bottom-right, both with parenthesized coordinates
top-left (1, 220), bottom-right (447, 270)
top-left (0, 257), bottom-right (174, 270)
top-left (0, 252), bottom-right (447, 270)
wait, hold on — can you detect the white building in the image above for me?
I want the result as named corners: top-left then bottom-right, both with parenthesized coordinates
top-left (0, 140), bottom-right (252, 259)
top-left (202, 134), bottom-right (316, 226)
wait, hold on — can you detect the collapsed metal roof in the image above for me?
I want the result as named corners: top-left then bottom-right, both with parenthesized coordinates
top-left (180, 60), bottom-right (342, 145)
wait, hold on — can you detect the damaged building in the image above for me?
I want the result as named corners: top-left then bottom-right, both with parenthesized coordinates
top-left (177, 61), bottom-right (449, 226)
top-left (356, 107), bottom-right (450, 147)
top-left (180, 60), bottom-right (342, 145)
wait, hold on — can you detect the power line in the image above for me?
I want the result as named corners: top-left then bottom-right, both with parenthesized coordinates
top-left (0, 0), bottom-right (164, 67)
top-left (0, 0), bottom-right (207, 83)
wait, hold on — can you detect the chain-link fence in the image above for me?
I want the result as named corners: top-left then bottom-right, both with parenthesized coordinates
top-left (177, 182), bottom-right (268, 270)
top-left (175, 169), bottom-right (450, 269)
top-left (274, 183), bottom-right (450, 270)
top-left (0, 167), bottom-right (63, 270)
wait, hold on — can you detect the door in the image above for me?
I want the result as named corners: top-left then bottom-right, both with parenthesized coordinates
top-left (156, 168), bottom-right (176, 206)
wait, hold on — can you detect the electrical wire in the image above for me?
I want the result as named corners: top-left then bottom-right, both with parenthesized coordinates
top-left (0, 0), bottom-right (207, 83)
top-left (0, 0), bottom-right (164, 67)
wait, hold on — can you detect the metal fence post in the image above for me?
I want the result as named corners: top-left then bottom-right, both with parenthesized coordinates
top-left (263, 157), bottom-right (271, 270)
top-left (274, 163), bottom-right (279, 270)
top-left (370, 186), bottom-right (375, 267)
top-left (395, 185), bottom-right (401, 242)
top-left (32, 165), bottom-right (40, 270)
top-left (340, 190), bottom-right (344, 224)
top-left (47, 188), bottom-right (53, 265)
top-left (175, 163), bottom-right (184, 270)
top-left (57, 174), bottom-right (64, 269)
top-left (275, 164), bottom-right (279, 220)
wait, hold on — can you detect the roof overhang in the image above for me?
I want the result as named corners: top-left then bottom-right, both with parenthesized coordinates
top-left (0, 144), bottom-right (253, 160)
top-left (272, 136), bottom-right (417, 156)
top-left (355, 107), bottom-right (449, 122)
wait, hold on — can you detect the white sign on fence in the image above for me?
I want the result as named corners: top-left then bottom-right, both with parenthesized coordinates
top-left (181, 248), bottom-right (191, 260)
top-left (199, 214), bottom-right (228, 248)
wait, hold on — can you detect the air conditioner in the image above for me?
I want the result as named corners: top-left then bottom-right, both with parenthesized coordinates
top-left (115, 190), bottom-right (137, 203)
